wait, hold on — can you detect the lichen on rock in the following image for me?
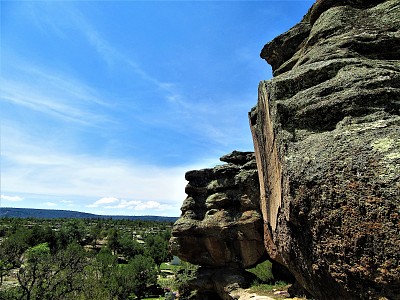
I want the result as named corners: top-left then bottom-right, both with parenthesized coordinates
top-left (170, 0), bottom-right (399, 299)
top-left (252, 0), bottom-right (400, 298)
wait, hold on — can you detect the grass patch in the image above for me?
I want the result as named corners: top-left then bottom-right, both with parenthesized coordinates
top-left (247, 260), bottom-right (274, 283)
top-left (158, 277), bottom-right (176, 289)
top-left (249, 281), bottom-right (290, 299)
top-left (160, 262), bottom-right (181, 272)
top-left (250, 281), bottom-right (288, 293)
top-left (247, 261), bottom-right (293, 299)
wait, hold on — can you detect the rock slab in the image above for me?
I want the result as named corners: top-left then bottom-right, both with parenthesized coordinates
top-left (251, 0), bottom-right (400, 299)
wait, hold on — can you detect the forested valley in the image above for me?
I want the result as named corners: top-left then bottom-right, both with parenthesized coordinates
top-left (0, 217), bottom-right (195, 300)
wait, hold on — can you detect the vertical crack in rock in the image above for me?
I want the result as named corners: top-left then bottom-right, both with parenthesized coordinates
top-left (249, 83), bottom-right (283, 263)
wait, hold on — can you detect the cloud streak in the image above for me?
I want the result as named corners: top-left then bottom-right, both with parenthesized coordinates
top-left (3, 145), bottom-right (188, 202)
top-left (51, 3), bottom-right (183, 105)
top-left (87, 197), bottom-right (121, 207)
top-left (1, 125), bottom-right (214, 215)
top-left (1, 62), bottom-right (111, 126)
top-left (87, 197), bottom-right (168, 212)
top-left (3, 2), bottom-right (254, 151)
top-left (1, 195), bottom-right (24, 202)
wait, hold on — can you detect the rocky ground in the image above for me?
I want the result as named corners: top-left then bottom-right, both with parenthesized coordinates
top-left (234, 287), bottom-right (305, 300)
top-left (236, 291), bottom-right (275, 300)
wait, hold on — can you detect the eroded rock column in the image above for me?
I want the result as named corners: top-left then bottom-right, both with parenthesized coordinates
top-left (170, 151), bottom-right (265, 299)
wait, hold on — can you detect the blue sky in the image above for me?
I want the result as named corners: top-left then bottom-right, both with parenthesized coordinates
top-left (1, 0), bottom-right (313, 217)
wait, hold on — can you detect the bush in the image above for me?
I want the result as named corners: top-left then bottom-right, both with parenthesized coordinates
top-left (174, 262), bottom-right (198, 298)
top-left (247, 260), bottom-right (274, 284)
top-left (0, 287), bottom-right (23, 300)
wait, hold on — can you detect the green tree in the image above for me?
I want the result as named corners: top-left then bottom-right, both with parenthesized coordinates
top-left (17, 243), bottom-right (88, 300)
top-left (118, 233), bottom-right (144, 260)
top-left (89, 247), bottom-right (121, 299)
top-left (0, 227), bottom-right (30, 268)
top-left (56, 219), bottom-right (86, 250)
top-left (107, 228), bottom-right (120, 255)
top-left (88, 223), bottom-right (102, 250)
top-left (0, 260), bottom-right (13, 285)
top-left (50, 242), bottom-right (88, 297)
top-left (17, 243), bottom-right (52, 300)
top-left (175, 262), bottom-right (198, 299)
top-left (0, 286), bottom-right (23, 300)
top-left (247, 260), bottom-right (274, 283)
top-left (65, 219), bottom-right (86, 244)
top-left (121, 255), bottom-right (157, 300)
top-left (90, 249), bottom-right (157, 300)
top-left (95, 247), bottom-right (118, 279)
top-left (145, 234), bottom-right (171, 270)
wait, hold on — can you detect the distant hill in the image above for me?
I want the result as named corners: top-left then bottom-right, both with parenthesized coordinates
top-left (0, 207), bottom-right (178, 223)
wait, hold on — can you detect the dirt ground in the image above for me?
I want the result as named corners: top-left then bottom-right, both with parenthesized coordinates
top-left (233, 288), bottom-right (306, 300)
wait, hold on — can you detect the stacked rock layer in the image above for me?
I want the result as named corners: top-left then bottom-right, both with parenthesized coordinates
top-left (170, 151), bottom-right (265, 299)
top-left (251, 0), bottom-right (400, 298)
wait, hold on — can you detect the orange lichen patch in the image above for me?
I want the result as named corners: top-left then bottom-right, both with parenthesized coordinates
top-left (365, 196), bottom-right (384, 204)
top-left (346, 181), bottom-right (360, 189)
top-left (367, 222), bottom-right (383, 230)
top-left (341, 205), bottom-right (355, 213)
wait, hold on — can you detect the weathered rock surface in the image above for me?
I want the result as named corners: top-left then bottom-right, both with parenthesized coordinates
top-left (186, 267), bottom-right (257, 300)
top-left (251, 0), bottom-right (400, 299)
top-left (170, 151), bottom-right (265, 299)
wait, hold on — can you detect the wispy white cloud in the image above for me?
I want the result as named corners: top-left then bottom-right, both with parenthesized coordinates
top-left (3, 149), bottom-right (189, 203)
top-left (60, 200), bottom-right (73, 204)
top-left (5, 2), bottom-right (253, 150)
top-left (1, 125), bottom-right (215, 215)
top-left (45, 202), bottom-right (57, 207)
top-left (43, 3), bottom-right (183, 104)
top-left (1, 195), bottom-right (24, 202)
top-left (60, 200), bottom-right (75, 207)
top-left (104, 199), bottom-right (141, 209)
top-left (98, 198), bottom-right (169, 211)
top-left (134, 201), bottom-right (167, 211)
top-left (87, 197), bottom-right (120, 208)
top-left (0, 62), bottom-right (111, 126)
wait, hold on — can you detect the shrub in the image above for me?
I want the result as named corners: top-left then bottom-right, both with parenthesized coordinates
top-left (247, 260), bottom-right (274, 284)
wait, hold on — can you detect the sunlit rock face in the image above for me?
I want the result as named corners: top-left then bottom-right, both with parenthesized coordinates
top-left (170, 151), bottom-right (264, 269)
top-left (251, 0), bottom-right (400, 298)
top-left (170, 151), bottom-right (265, 299)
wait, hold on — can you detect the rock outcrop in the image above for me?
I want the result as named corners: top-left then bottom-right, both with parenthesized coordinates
top-left (251, 0), bottom-right (400, 299)
top-left (170, 1), bottom-right (399, 299)
top-left (170, 151), bottom-right (265, 299)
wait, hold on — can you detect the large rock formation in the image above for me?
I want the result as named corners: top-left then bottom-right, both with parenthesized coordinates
top-left (251, 0), bottom-right (400, 299)
top-left (171, 0), bottom-right (399, 299)
top-left (170, 151), bottom-right (265, 299)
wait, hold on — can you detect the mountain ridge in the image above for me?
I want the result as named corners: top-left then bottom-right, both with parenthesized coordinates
top-left (0, 207), bottom-right (178, 222)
